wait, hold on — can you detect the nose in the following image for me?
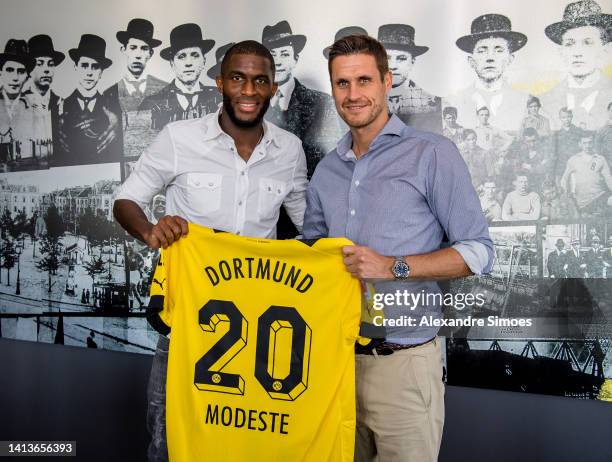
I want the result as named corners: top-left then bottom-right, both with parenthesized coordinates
top-left (347, 83), bottom-right (360, 101)
top-left (242, 79), bottom-right (255, 95)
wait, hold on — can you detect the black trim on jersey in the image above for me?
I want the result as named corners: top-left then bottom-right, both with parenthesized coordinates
top-left (296, 238), bottom-right (320, 247)
top-left (147, 294), bottom-right (171, 335)
top-left (213, 228), bottom-right (228, 233)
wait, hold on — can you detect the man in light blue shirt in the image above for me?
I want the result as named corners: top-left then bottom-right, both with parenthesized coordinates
top-left (303, 34), bottom-right (492, 462)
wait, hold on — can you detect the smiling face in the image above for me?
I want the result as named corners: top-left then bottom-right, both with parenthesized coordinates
top-left (269, 45), bottom-right (297, 85)
top-left (31, 56), bottom-right (56, 91)
top-left (0, 60), bottom-right (28, 96)
top-left (330, 53), bottom-right (391, 130)
top-left (468, 36), bottom-right (514, 84)
top-left (216, 52), bottom-right (276, 128)
top-left (122, 38), bottom-right (153, 78)
top-left (75, 56), bottom-right (102, 91)
top-left (386, 48), bottom-right (414, 88)
top-left (560, 26), bottom-right (607, 79)
top-left (171, 46), bottom-right (205, 86)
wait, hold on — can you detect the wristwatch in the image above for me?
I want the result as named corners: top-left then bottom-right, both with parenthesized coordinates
top-left (391, 257), bottom-right (410, 280)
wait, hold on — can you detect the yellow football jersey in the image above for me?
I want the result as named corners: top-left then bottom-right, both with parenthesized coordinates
top-left (148, 224), bottom-right (361, 462)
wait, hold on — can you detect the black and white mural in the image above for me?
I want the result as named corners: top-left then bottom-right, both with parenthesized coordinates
top-left (0, 0), bottom-right (610, 400)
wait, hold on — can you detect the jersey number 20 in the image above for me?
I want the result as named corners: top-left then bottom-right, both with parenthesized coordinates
top-left (194, 299), bottom-right (312, 401)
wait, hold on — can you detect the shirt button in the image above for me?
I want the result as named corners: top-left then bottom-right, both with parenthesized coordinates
top-left (241, 171), bottom-right (246, 176)
top-left (238, 201), bottom-right (243, 206)
top-left (355, 180), bottom-right (360, 186)
top-left (350, 209), bottom-right (356, 216)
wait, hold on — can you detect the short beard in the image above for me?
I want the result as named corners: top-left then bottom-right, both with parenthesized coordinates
top-left (223, 93), bottom-right (270, 128)
top-left (340, 100), bottom-right (385, 130)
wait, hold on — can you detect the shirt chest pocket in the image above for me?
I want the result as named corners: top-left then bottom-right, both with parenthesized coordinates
top-left (257, 177), bottom-right (287, 220)
top-left (186, 173), bottom-right (223, 214)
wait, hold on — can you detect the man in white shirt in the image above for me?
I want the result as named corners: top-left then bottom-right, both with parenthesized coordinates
top-left (541, 0), bottom-right (612, 130)
top-left (113, 40), bottom-right (307, 462)
top-left (560, 132), bottom-right (612, 217)
top-left (444, 14), bottom-right (530, 132)
top-left (501, 173), bottom-right (542, 221)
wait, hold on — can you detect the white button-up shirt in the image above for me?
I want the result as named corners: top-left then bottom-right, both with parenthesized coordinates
top-left (116, 108), bottom-right (307, 238)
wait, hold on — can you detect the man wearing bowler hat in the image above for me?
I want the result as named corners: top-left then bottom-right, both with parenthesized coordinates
top-left (53, 34), bottom-right (122, 166)
top-left (206, 42), bottom-right (235, 81)
top-left (540, 0), bottom-right (612, 130)
top-left (262, 20), bottom-right (337, 239)
top-left (141, 23), bottom-right (220, 131)
top-left (444, 14), bottom-right (531, 132)
top-left (23, 35), bottom-right (64, 161)
top-left (0, 39), bottom-right (35, 167)
top-left (378, 24), bottom-right (442, 133)
top-left (107, 18), bottom-right (167, 116)
top-left (262, 20), bottom-right (337, 179)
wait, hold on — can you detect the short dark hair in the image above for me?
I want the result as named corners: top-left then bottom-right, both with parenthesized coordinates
top-left (443, 106), bottom-right (458, 118)
top-left (327, 34), bottom-right (389, 81)
top-left (220, 40), bottom-right (275, 79)
top-left (463, 129), bottom-right (477, 139)
top-left (559, 106), bottom-right (573, 116)
top-left (527, 95), bottom-right (541, 108)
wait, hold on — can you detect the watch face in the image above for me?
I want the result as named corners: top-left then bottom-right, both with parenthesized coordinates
top-left (393, 260), bottom-right (410, 279)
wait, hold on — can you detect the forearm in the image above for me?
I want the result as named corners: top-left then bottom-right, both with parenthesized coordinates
top-left (113, 199), bottom-right (153, 243)
top-left (405, 247), bottom-right (472, 280)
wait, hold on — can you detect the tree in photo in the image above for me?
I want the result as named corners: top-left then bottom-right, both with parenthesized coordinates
top-left (44, 204), bottom-right (65, 240)
top-left (83, 254), bottom-right (106, 294)
top-left (35, 232), bottom-right (63, 293)
top-left (1, 237), bottom-right (17, 285)
top-left (0, 208), bottom-right (15, 284)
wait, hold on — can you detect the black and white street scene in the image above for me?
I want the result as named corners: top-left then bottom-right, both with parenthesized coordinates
top-left (0, 165), bottom-right (156, 352)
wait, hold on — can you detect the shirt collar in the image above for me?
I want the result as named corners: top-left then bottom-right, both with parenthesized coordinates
top-left (125, 71), bottom-right (149, 83)
top-left (567, 70), bottom-right (600, 89)
top-left (202, 105), bottom-right (281, 148)
top-left (276, 77), bottom-right (295, 100)
top-left (336, 114), bottom-right (404, 161)
top-left (474, 78), bottom-right (504, 93)
top-left (174, 79), bottom-right (202, 95)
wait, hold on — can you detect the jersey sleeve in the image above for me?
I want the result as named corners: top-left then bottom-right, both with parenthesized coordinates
top-left (147, 249), bottom-right (173, 335)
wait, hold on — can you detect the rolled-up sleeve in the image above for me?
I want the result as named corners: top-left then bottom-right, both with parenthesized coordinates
top-left (115, 125), bottom-right (176, 210)
top-left (427, 138), bottom-right (494, 273)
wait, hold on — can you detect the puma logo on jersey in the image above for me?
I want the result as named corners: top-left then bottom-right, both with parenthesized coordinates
top-left (153, 278), bottom-right (166, 290)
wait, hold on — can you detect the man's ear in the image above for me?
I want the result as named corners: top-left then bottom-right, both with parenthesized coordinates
top-left (468, 55), bottom-right (476, 71)
top-left (215, 75), bottom-right (223, 94)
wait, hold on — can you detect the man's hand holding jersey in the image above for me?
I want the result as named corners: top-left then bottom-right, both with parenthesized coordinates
top-left (143, 216), bottom-right (189, 249)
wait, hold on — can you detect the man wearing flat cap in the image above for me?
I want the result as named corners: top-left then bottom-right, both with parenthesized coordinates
top-left (24, 35), bottom-right (63, 161)
top-left (444, 13), bottom-right (531, 133)
top-left (53, 34), bottom-right (122, 166)
top-left (378, 24), bottom-right (442, 133)
top-left (0, 39), bottom-right (35, 168)
top-left (540, 0), bottom-right (612, 131)
top-left (141, 23), bottom-right (220, 131)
